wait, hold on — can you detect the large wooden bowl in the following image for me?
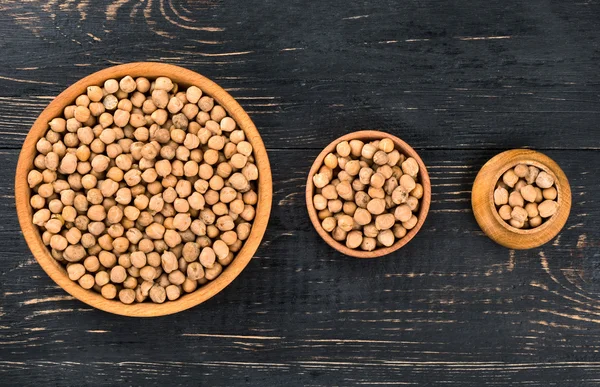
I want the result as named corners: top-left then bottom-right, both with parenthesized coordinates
top-left (14, 63), bottom-right (272, 317)
top-left (306, 130), bottom-right (431, 258)
top-left (472, 149), bottom-right (570, 249)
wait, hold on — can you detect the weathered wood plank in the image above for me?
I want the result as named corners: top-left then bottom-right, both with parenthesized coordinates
top-left (0, 92), bottom-right (598, 152)
top-left (1, 0), bottom-right (600, 385)
top-left (2, 360), bottom-right (600, 386)
top-left (0, 0), bottom-right (599, 151)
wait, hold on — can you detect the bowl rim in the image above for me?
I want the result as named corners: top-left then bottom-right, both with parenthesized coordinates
top-left (471, 149), bottom-right (571, 249)
top-left (14, 62), bottom-right (272, 317)
top-left (305, 130), bottom-right (431, 258)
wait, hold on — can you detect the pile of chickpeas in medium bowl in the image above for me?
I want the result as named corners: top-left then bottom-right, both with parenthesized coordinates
top-left (15, 63), bottom-right (272, 317)
top-left (306, 131), bottom-right (431, 258)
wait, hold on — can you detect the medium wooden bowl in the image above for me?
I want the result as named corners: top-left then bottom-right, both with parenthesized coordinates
top-left (14, 62), bottom-right (272, 317)
top-left (472, 149), bottom-right (570, 249)
top-left (306, 130), bottom-right (431, 258)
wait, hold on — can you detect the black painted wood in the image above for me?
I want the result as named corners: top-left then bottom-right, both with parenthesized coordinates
top-left (1, 1), bottom-right (599, 386)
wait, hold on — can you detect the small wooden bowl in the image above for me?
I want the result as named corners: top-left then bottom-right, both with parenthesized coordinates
top-left (14, 62), bottom-right (272, 317)
top-left (306, 130), bottom-right (431, 258)
top-left (472, 149), bottom-right (571, 249)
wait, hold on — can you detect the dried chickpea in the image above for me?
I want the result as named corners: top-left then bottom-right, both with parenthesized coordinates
top-left (508, 191), bottom-right (524, 208)
top-left (401, 158), bottom-right (419, 177)
top-left (101, 284), bottom-right (117, 299)
top-left (322, 217), bottom-right (336, 232)
top-left (394, 204), bottom-right (412, 223)
top-left (498, 204), bottom-right (512, 220)
top-left (346, 231), bottom-right (363, 249)
top-left (367, 198), bottom-right (386, 215)
top-left (149, 285), bottom-right (166, 303)
top-left (67, 264), bottom-right (86, 281)
top-left (502, 169), bottom-right (519, 188)
top-left (539, 200), bottom-right (558, 218)
top-left (536, 172), bottom-right (554, 189)
top-left (520, 185), bottom-right (537, 203)
top-left (375, 214), bottom-right (395, 230)
top-left (393, 224), bottom-right (407, 239)
top-left (525, 202), bottom-right (539, 218)
top-left (353, 208), bottom-right (372, 226)
top-left (377, 229), bottom-right (395, 247)
top-left (324, 153), bottom-right (338, 169)
top-left (514, 164), bottom-right (528, 178)
top-left (526, 166), bottom-right (539, 185)
top-left (361, 144), bottom-right (377, 159)
top-left (543, 187), bottom-right (557, 200)
top-left (530, 216), bottom-right (543, 227)
top-left (373, 151), bottom-right (388, 166)
top-left (399, 175), bottom-right (416, 192)
top-left (78, 274), bottom-right (95, 289)
top-left (336, 141), bottom-right (351, 157)
top-left (165, 285), bottom-right (181, 301)
top-left (514, 180), bottom-right (527, 193)
top-left (402, 215), bottom-right (418, 230)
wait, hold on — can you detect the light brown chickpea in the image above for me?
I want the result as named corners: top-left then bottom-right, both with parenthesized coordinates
top-left (204, 262), bottom-right (223, 280)
top-left (322, 217), bottom-right (336, 232)
top-left (377, 229), bottom-right (395, 247)
top-left (332, 227), bottom-right (347, 241)
top-left (353, 208), bottom-right (372, 226)
top-left (402, 215), bottom-right (418, 230)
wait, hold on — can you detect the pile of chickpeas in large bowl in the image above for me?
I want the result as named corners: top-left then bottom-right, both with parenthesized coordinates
top-left (27, 74), bottom-right (259, 305)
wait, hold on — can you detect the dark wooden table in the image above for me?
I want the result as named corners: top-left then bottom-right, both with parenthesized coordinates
top-left (1, 1), bottom-right (600, 385)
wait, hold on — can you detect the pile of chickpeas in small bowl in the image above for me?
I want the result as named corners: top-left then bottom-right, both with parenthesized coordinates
top-left (494, 164), bottom-right (559, 229)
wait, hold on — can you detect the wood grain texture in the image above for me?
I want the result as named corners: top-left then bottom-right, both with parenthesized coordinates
top-left (306, 130), bottom-right (431, 258)
top-left (472, 149), bottom-right (571, 249)
top-left (1, 0), bottom-right (599, 385)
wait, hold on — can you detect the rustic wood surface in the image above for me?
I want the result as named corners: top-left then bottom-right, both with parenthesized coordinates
top-left (1, 0), bottom-right (599, 385)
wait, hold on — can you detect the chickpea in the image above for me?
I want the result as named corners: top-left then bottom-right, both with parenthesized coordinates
top-left (536, 171), bottom-right (554, 189)
top-left (353, 208), bottom-right (372, 226)
top-left (543, 186), bottom-right (557, 200)
top-left (377, 229), bottom-right (395, 247)
top-left (312, 173), bottom-right (330, 189)
top-left (539, 200), bottom-right (558, 218)
top-left (198, 96), bottom-right (214, 112)
top-left (148, 284), bottom-right (166, 303)
top-left (520, 185), bottom-right (537, 203)
top-left (359, 143), bottom-right (376, 159)
top-left (494, 187), bottom-right (509, 206)
top-left (346, 231), bottom-right (363, 249)
top-left (373, 151), bottom-right (388, 166)
top-left (402, 215), bottom-right (418, 230)
top-left (399, 175), bottom-right (416, 192)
